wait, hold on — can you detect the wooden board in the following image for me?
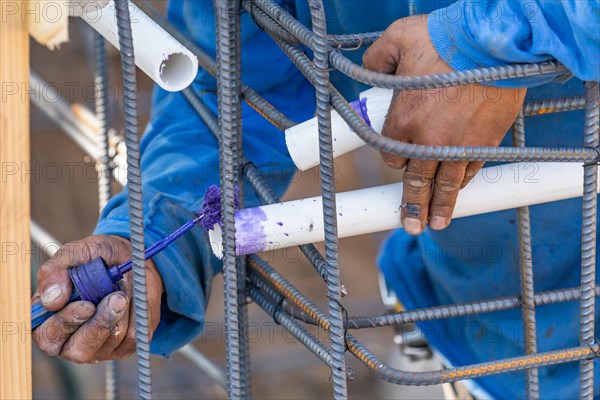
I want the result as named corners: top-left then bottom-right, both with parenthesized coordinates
top-left (0, 1), bottom-right (32, 398)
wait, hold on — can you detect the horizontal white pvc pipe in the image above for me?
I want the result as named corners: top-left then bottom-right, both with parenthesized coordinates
top-left (285, 87), bottom-right (392, 170)
top-left (81, 0), bottom-right (198, 92)
top-left (209, 162), bottom-right (598, 258)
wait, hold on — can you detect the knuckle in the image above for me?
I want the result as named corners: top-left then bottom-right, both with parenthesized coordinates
top-left (383, 157), bottom-right (405, 170)
top-left (361, 51), bottom-right (371, 66)
top-left (404, 172), bottom-right (431, 189)
top-left (437, 166), bottom-right (463, 184)
top-left (435, 179), bottom-right (460, 195)
top-left (37, 337), bottom-right (62, 356)
top-left (62, 343), bottom-right (94, 364)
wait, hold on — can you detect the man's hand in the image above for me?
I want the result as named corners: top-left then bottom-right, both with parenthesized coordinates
top-left (363, 15), bottom-right (526, 235)
top-left (33, 235), bottom-right (164, 363)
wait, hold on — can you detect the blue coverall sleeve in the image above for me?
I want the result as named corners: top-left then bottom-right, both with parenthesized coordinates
top-left (428, 0), bottom-right (600, 86)
top-left (93, 87), bottom-right (312, 356)
top-left (93, 90), bottom-right (222, 357)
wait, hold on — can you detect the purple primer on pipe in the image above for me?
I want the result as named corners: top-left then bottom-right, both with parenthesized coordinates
top-left (235, 207), bottom-right (268, 255)
top-left (350, 97), bottom-right (371, 127)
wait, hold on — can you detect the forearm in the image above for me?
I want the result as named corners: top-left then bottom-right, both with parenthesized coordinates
top-left (428, 0), bottom-right (600, 85)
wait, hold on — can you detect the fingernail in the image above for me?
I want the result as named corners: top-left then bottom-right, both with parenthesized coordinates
top-left (41, 284), bottom-right (63, 305)
top-left (403, 218), bottom-right (422, 235)
top-left (108, 294), bottom-right (128, 316)
top-left (430, 216), bottom-right (447, 230)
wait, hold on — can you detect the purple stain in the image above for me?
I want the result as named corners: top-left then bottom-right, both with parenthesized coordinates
top-left (235, 207), bottom-right (268, 255)
top-left (201, 185), bottom-right (240, 230)
top-left (339, 212), bottom-right (343, 217)
top-left (284, 233), bottom-right (289, 237)
top-left (349, 97), bottom-right (371, 127)
top-left (276, 222), bottom-right (283, 226)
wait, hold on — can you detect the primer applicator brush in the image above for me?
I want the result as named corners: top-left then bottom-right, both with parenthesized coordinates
top-left (31, 185), bottom-right (231, 330)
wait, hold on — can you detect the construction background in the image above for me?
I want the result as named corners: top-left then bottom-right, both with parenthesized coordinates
top-left (7, 0), bottom-right (595, 398)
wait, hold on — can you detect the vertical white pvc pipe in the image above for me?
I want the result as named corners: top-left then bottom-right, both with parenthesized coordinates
top-left (209, 162), bottom-right (598, 258)
top-left (81, 0), bottom-right (198, 92)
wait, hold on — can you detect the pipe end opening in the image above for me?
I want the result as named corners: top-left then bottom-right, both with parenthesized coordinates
top-left (159, 52), bottom-right (197, 92)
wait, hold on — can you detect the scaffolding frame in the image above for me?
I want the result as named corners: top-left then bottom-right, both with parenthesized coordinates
top-left (25, 0), bottom-right (600, 399)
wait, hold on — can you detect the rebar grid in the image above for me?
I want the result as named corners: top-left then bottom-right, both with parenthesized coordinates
top-left (200, 1), bottom-right (598, 398)
top-left (42, 1), bottom-right (598, 398)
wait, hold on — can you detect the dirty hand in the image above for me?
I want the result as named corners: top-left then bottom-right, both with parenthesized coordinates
top-left (33, 235), bottom-right (163, 363)
top-left (363, 15), bottom-right (526, 235)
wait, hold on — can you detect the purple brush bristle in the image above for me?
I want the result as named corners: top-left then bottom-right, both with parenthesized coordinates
top-left (201, 185), bottom-right (240, 230)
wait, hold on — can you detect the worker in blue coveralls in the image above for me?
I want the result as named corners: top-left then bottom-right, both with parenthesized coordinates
top-left (33, 1), bottom-right (599, 398)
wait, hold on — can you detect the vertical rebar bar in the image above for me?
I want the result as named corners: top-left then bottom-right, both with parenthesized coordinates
top-left (114, 0), bottom-right (152, 398)
top-left (214, 0), bottom-right (245, 397)
top-left (579, 81), bottom-right (599, 399)
top-left (93, 29), bottom-right (119, 400)
top-left (309, 1), bottom-right (348, 398)
top-left (233, 2), bottom-right (252, 394)
top-left (94, 32), bottom-right (113, 212)
top-left (512, 112), bottom-right (539, 399)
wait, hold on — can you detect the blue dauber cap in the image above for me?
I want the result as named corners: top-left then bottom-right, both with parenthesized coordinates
top-left (68, 257), bottom-right (120, 305)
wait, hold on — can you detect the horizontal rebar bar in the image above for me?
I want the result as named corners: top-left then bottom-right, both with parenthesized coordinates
top-left (330, 50), bottom-right (567, 90)
top-left (523, 96), bottom-right (586, 116)
top-left (346, 336), bottom-right (599, 385)
top-left (248, 254), bottom-right (600, 385)
top-left (348, 286), bottom-right (600, 329)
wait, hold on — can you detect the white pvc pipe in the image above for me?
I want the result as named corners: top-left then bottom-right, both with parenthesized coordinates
top-left (285, 87), bottom-right (392, 170)
top-left (81, 0), bottom-right (198, 92)
top-left (209, 162), bottom-right (598, 258)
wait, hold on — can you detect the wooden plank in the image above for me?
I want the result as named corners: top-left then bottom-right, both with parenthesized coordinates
top-left (0, 1), bottom-right (32, 398)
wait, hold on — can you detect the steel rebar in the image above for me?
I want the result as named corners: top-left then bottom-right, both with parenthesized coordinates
top-left (93, 29), bottom-right (119, 400)
top-left (579, 81), bottom-right (599, 399)
top-left (114, 0), bottom-right (153, 397)
top-left (512, 112), bottom-right (539, 399)
top-left (214, 0), bottom-right (245, 397)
